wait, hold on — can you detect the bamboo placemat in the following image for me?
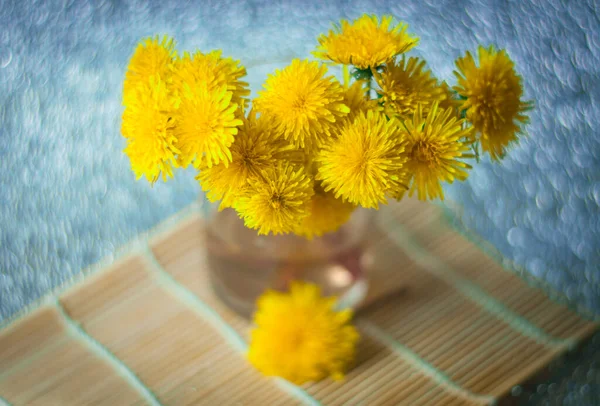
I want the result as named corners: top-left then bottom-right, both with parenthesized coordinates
top-left (0, 198), bottom-right (596, 406)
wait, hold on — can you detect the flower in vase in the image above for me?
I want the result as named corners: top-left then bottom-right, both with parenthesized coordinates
top-left (172, 50), bottom-right (250, 112)
top-left (317, 110), bottom-right (407, 209)
top-left (374, 56), bottom-right (448, 120)
top-left (121, 76), bottom-right (179, 183)
top-left (248, 282), bottom-right (359, 384)
top-left (235, 162), bottom-right (314, 235)
top-left (196, 110), bottom-right (299, 210)
top-left (254, 59), bottom-right (349, 149)
top-left (170, 50), bottom-right (249, 169)
top-left (438, 80), bottom-right (463, 120)
top-left (400, 102), bottom-right (474, 201)
top-left (295, 190), bottom-right (357, 239)
top-left (172, 83), bottom-right (243, 168)
top-left (119, 23), bottom-right (533, 238)
top-left (454, 45), bottom-right (532, 160)
top-left (340, 80), bottom-right (382, 123)
top-left (123, 35), bottom-right (177, 104)
top-left (314, 15), bottom-right (418, 70)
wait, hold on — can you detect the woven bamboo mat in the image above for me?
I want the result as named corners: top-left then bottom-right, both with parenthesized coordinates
top-left (0, 198), bottom-right (596, 406)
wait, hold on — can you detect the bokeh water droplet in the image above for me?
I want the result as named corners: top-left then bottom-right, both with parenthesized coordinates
top-left (0, 46), bottom-right (12, 68)
top-left (527, 257), bottom-right (547, 278)
top-left (591, 183), bottom-right (600, 207)
top-left (508, 227), bottom-right (526, 247)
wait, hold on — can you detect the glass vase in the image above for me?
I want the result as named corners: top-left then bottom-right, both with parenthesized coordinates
top-left (203, 204), bottom-right (375, 319)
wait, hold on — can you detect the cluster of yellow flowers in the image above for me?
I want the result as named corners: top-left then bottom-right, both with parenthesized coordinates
top-left (121, 14), bottom-right (532, 237)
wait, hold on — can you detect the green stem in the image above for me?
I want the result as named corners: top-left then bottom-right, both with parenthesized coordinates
top-left (473, 140), bottom-right (480, 163)
top-left (351, 66), bottom-right (376, 100)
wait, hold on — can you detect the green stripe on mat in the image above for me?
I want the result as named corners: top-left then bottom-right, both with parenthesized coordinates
top-left (0, 201), bottom-right (203, 333)
top-left (378, 210), bottom-right (576, 349)
top-left (55, 300), bottom-right (163, 406)
top-left (0, 396), bottom-right (11, 406)
top-left (143, 247), bottom-right (322, 406)
top-left (143, 247), bottom-right (247, 352)
top-left (440, 201), bottom-right (599, 322)
top-left (359, 320), bottom-right (497, 405)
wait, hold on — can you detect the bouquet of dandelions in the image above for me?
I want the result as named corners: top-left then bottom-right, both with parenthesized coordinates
top-left (121, 14), bottom-right (531, 239)
top-left (121, 15), bottom-right (532, 384)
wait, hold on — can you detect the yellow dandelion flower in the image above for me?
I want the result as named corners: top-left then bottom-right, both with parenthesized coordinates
top-left (454, 45), bottom-right (532, 160)
top-left (196, 111), bottom-right (296, 210)
top-left (374, 56), bottom-right (446, 119)
top-left (255, 59), bottom-right (349, 149)
top-left (314, 15), bottom-right (418, 70)
top-left (295, 190), bottom-right (356, 239)
top-left (173, 83), bottom-right (242, 169)
top-left (342, 80), bottom-right (381, 123)
top-left (123, 35), bottom-right (176, 103)
top-left (317, 110), bottom-right (407, 209)
top-left (235, 162), bottom-right (314, 235)
top-left (387, 177), bottom-right (411, 201)
top-left (401, 102), bottom-right (474, 201)
top-left (121, 76), bottom-right (179, 183)
top-left (248, 281), bottom-right (359, 384)
top-left (438, 81), bottom-right (464, 123)
top-left (172, 49), bottom-right (250, 111)
top-left (388, 166), bottom-right (413, 202)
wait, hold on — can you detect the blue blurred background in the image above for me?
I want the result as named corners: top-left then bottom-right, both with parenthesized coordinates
top-left (0, 0), bottom-right (599, 403)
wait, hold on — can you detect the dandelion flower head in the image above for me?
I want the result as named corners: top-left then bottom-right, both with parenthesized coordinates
top-left (172, 83), bottom-right (242, 169)
top-left (255, 59), bottom-right (349, 149)
top-left (317, 110), bottom-right (407, 209)
top-left (402, 102), bottom-right (474, 200)
top-left (123, 35), bottom-right (176, 103)
top-left (196, 111), bottom-right (296, 210)
top-left (438, 81), bottom-right (462, 121)
top-left (121, 76), bottom-right (179, 183)
top-left (341, 80), bottom-right (382, 123)
top-left (374, 56), bottom-right (447, 120)
top-left (314, 15), bottom-right (418, 70)
top-left (248, 282), bottom-right (359, 384)
top-left (295, 189), bottom-right (356, 239)
top-left (454, 45), bottom-right (532, 160)
top-left (235, 162), bottom-right (314, 235)
top-left (173, 50), bottom-right (250, 110)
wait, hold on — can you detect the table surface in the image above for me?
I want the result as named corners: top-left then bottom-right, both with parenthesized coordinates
top-left (0, 199), bottom-right (596, 405)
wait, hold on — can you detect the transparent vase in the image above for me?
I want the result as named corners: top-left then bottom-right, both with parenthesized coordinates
top-left (203, 204), bottom-right (375, 319)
